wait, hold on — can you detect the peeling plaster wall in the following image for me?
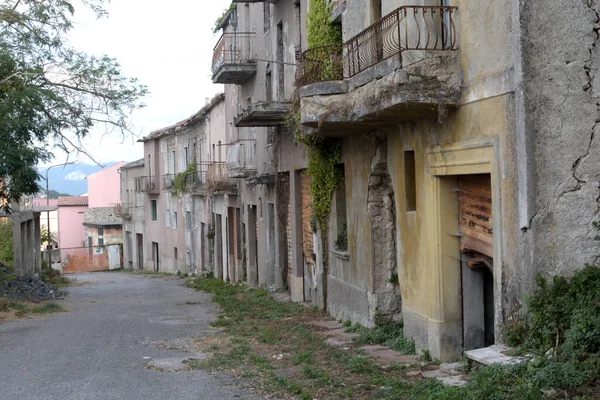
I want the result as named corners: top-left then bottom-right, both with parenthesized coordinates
top-left (515, 0), bottom-right (600, 308)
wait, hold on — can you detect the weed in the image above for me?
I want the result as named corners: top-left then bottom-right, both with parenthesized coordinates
top-left (419, 350), bottom-right (432, 362)
top-left (343, 355), bottom-right (374, 373)
top-left (31, 303), bottom-right (65, 314)
top-left (351, 321), bottom-right (416, 354)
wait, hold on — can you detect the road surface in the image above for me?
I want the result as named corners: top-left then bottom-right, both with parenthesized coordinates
top-left (0, 272), bottom-right (261, 400)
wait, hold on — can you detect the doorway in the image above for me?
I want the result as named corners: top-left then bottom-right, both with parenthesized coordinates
top-left (268, 203), bottom-right (276, 286)
top-left (248, 205), bottom-right (258, 287)
top-left (126, 231), bottom-right (133, 269)
top-left (152, 242), bottom-right (159, 272)
top-left (136, 234), bottom-right (144, 270)
top-left (215, 214), bottom-right (223, 280)
top-left (458, 174), bottom-right (494, 349)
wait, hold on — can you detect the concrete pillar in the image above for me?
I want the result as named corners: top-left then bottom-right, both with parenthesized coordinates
top-left (290, 170), bottom-right (304, 302)
top-left (11, 214), bottom-right (23, 277)
top-left (34, 212), bottom-right (41, 276)
top-left (27, 218), bottom-right (34, 276)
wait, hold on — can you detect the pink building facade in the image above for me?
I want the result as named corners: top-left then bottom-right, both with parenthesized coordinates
top-left (57, 196), bottom-right (88, 250)
top-left (86, 162), bottom-right (126, 208)
top-left (84, 162), bottom-right (126, 249)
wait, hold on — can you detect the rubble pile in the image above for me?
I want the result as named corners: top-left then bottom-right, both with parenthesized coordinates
top-left (0, 262), bottom-right (67, 302)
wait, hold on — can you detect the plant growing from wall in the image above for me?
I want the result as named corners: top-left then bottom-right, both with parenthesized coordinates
top-left (284, 0), bottom-right (345, 310)
top-left (172, 162), bottom-right (198, 197)
top-left (307, 0), bottom-right (342, 48)
top-left (213, 3), bottom-right (236, 34)
top-left (334, 223), bottom-right (348, 252)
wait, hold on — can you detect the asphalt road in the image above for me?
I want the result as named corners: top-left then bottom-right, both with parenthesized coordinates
top-left (0, 272), bottom-right (262, 400)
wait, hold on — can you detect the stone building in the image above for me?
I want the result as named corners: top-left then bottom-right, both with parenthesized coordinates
top-left (119, 159), bottom-right (146, 270)
top-left (293, 0), bottom-right (600, 361)
top-left (135, 94), bottom-right (227, 274)
top-left (213, 0), bottom-right (311, 297)
top-left (83, 163), bottom-right (126, 248)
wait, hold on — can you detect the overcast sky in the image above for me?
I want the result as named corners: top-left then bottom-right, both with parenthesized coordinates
top-left (43, 0), bottom-right (231, 167)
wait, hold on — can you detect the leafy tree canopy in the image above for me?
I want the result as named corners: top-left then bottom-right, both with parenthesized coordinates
top-left (0, 0), bottom-right (148, 211)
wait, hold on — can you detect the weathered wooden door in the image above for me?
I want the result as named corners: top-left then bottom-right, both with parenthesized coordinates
top-left (458, 174), bottom-right (492, 258)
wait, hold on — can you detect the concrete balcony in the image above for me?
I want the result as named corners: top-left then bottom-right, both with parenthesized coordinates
top-left (206, 162), bottom-right (237, 192)
top-left (295, 5), bottom-right (460, 136)
top-left (162, 174), bottom-right (175, 190)
top-left (115, 203), bottom-right (132, 220)
top-left (234, 101), bottom-right (291, 127)
top-left (181, 169), bottom-right (208, 194)
top-left (134, 176), bottom-right (159, 194)
top-left (212, 32), bottom-right (256, 85)
top-left (227, 141), bottom-right (256, 178)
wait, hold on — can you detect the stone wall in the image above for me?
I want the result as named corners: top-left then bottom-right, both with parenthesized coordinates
top-left (512, 0), bottom-right (600, 315)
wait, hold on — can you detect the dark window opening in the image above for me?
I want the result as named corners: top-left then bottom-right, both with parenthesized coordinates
top-left (404, 150), bottom-right (417, 212)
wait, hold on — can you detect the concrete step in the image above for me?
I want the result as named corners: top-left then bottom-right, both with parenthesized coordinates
top-left (465, 344), bottom-right (525, 366)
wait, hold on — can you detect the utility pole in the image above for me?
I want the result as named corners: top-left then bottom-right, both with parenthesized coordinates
top-left (45, 161), bottom-right (76, 271)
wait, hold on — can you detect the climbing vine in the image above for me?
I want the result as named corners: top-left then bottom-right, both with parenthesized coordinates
top-left (172, 162), bottom-right (197, 196)
top-left (304, 137), bottom-right (342, 228)
top-left (307, 0), bottom-right (342, 48)
top-left (293, 0), bottom-right (344, 229)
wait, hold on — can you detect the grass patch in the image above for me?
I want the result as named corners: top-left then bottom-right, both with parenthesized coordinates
top-left (30, 303), bottom-right (65, 314)
top-left (0, 300), bottom-right (66, 320)
top-left (347, 321), bottom-right (416, 354)
top-left (188, 271), bottom-right (600, 399)
top-left (41, 275), bottom-right (73, 287)
top-left (188, 276), bottom-right (413, 399)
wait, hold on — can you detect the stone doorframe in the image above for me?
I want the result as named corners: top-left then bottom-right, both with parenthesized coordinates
top-left (425, 137), bottom-right (503, 361)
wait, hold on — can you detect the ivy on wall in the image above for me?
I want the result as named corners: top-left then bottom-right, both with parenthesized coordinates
top-left (307, 0), bottom-right (342, 48)
top-left (301, 0), bottom-right (344, 230)
top-left (172, 162), bottom-right (197, 197)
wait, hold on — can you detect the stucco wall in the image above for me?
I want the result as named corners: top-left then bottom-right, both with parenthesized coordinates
top-left (87, 162), bottom-right (126, 208)
top-left (516, 0), bottom-right (600, 307)
top-left (57, 205), bottom-right (87, 249)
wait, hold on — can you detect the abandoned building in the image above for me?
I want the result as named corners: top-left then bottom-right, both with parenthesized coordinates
top-left (120, 0), bottom-right (600, 362)
top-left (130, 94), bottom-right (228, 274)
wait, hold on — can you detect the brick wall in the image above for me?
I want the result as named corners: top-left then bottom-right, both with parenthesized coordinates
top-left (301, 174), bottom-right (314, 264)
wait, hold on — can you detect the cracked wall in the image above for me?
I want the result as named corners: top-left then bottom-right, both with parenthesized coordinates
top-left (516, 0), bottom-right (600, 306)
top-left (368, 134), bottom-right (402, 324)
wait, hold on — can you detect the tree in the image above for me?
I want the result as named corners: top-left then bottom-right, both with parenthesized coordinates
top-left (40, 224), bottom-right (54, 247)
top-left (0, 0), bottom-right (148, 211)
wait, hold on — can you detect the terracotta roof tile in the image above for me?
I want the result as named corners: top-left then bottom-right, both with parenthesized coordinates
top-left (57, 196), bottom-right (88, 206)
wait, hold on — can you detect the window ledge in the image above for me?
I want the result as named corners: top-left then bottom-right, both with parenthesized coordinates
top-left (331, 248), bottom-right (349, 260)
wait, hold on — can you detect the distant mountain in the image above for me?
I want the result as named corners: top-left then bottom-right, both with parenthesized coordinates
top-left (37, 162), bottom-right (120, 196)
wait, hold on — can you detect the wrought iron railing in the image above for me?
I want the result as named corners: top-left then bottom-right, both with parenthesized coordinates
top-left (226, 140), bottom-right (256, 175)
top-left (134, 176), bottom-right (158, 193)
top-left (181, 167), bottom-right (208, 193)
top-left (295, 5), bottom-right (458, 87)
top-left (114, 203), bottom-right (132, 219)
top-left (206, 162), bottom-right (236, 191)
top-left (212, 32), bottom-right (256, 75)
top-left (122, 206), bottom-right (132, 220)
top-left (162, 174), bottom-right (175, 190)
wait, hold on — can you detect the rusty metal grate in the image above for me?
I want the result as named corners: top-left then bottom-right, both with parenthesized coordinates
top-left (295, 5), bottom-right (458, 87)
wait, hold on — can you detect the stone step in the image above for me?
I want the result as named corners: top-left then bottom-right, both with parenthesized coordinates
top-left (465, 344), bottom-right (525, 366)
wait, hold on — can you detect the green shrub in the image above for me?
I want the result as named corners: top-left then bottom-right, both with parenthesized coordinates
top-left (507, 265), bottom-right (600, 361)
top-left (0, 218), bottom-right (13, 268)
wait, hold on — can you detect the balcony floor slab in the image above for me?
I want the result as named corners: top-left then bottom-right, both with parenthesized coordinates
top-left (300, 52), bottom-right (461, 135)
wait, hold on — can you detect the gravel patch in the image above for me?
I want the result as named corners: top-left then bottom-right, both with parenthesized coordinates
top-left (0, 264), bottom-right (67, 302)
